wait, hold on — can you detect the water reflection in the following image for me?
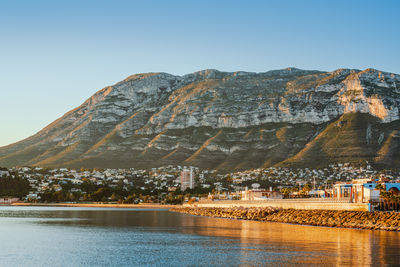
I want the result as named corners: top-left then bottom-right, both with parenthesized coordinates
top-left (0, 207), bottom-right (399, 266)
top-left (179, 215), bottom-right (400, 266)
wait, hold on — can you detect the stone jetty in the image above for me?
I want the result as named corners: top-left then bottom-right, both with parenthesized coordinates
top-left (170, 207), bottom-right (400, 231)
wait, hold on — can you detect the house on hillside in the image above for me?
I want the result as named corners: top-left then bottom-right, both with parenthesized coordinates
top-left (0, 170), bottom-right (9, 177)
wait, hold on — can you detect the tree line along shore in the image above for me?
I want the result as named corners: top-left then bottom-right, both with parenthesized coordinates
top-left (170, 207), bottom-right (400, 231)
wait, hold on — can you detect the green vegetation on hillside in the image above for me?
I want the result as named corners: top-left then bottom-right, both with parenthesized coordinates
top-left (0, 176), bottom-right (31, 198)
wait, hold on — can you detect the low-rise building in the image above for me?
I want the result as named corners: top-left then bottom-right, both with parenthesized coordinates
top-left (0, 197), bottom-right (20, 204)
top-left (333, 179), bottom-right (400, 203)
top-left (241, 189), bottom-right (283, 201)
top-left (0, 170), bottom-right (9, 177)
top-left (333, 182), bottom-right (352, 199)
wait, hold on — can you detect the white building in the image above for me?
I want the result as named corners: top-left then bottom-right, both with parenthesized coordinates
top-left (0, 170), bottom-right (9, 177)
top-left (241, 189), bottom-right (283, 201)
top-left (180, 168), bottom-right (195, 191)
top-left (0, 198), bottom-right (20, 204)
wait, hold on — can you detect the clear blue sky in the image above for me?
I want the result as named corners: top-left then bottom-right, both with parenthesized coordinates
top-left (0, 0), bottom-right (399, 146)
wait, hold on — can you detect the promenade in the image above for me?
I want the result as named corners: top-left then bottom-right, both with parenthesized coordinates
top-left (188, 198), bottom-right (369, 211)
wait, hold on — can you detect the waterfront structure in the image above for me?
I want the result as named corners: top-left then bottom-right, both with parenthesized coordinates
top-left (207, 192), bottom-right (241, 200)
top-left (333, 182), bottom-right (352, 200)
top-left (241, 189), bottom-right (283, 201)
top-left (0, 198), bottom-right (20, 204)
top-left (333, 179), bottom-right (400, 203)
top-left (351, 179), bottom-right (380, 203)
top-left (308, 189), bottom-right (326, 198)
top-left (180, 168), bottom-right (195, 191)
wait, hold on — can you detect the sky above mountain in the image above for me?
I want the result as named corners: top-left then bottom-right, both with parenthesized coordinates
top-left (0, 0), bottom-right (399, 147)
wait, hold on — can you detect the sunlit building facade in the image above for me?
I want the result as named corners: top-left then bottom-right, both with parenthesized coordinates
top-left (180, 168), bottom-right (195, 191)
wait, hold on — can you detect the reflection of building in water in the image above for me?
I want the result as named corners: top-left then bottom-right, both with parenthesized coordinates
top-left (181, 168), bottom-right (195, 191)
top-left (335, 227), bottom-right (373, 266)
top-left (175, 210), bottom-right (399, 266)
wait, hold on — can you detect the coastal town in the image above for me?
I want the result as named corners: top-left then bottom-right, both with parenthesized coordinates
top-left (1, 163), bottom-right (399, 211)
top-left (1, 0), bottom-right (400, 265)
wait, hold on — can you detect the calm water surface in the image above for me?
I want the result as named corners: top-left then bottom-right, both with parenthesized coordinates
top-left (0, 207), bottom-right (399, 266)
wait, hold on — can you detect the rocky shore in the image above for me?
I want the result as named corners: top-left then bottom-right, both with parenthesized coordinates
top-left (170, 207), bottom-right (400, 231)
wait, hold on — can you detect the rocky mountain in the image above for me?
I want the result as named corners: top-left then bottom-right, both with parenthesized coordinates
top-left (1, 67), bottom-right (400, 171)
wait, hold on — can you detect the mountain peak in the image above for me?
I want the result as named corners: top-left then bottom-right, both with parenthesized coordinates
top-left (1, 67), bottom-right (399, 171)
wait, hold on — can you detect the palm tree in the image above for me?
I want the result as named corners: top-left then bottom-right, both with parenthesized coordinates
top-left (375, 184), bottom-right (391, 210)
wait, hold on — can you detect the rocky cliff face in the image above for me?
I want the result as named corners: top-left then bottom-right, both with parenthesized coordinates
top-left (1, 68), bottom-right (399, 171)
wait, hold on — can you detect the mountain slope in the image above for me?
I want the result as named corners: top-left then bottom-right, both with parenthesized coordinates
top-left (1, 68), bottom-right (400, 171)
top-left (278, 113), bottom-right (400, 168)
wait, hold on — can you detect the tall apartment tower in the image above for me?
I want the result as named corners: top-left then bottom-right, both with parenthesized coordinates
top-left (180, 167), bottom-right (195, 191)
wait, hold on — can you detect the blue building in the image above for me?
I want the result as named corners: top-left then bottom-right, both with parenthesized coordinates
top-left (333, 179), bottom-right (400, 203)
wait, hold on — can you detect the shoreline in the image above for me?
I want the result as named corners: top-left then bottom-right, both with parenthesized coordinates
top-left (6, 204), bottom-right (400, 231)
top-left (171, 206), bottom-right (400, 231)
top-left (10, 202), bottom-right (177, 209)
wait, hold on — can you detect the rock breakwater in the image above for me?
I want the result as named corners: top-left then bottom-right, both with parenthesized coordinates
top-left (170, 207), bottom-right (400, 231)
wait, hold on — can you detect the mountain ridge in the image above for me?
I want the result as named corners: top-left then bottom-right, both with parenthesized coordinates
top-left (1, 67), bottom-right (399, 171)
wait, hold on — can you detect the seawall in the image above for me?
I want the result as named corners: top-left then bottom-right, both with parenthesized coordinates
top-left (171, 207), bottom-right (400, 231)
top-left (188, 199), bottom-right (369, 211)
